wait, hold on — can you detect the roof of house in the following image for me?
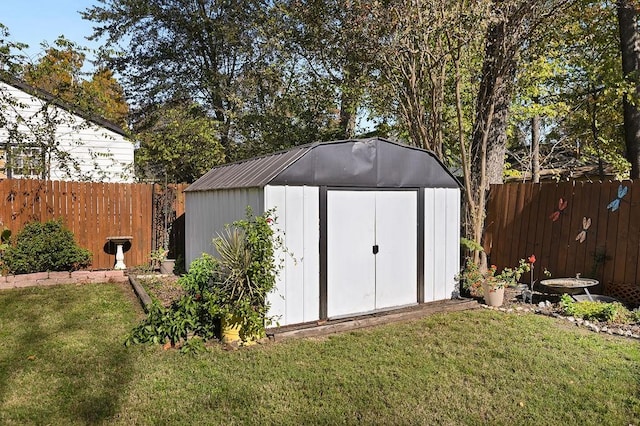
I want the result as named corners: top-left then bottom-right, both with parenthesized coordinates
top-left (186, 137), bottom-right (461, 192)
top-left (0, 72), bottom-right (127, 137)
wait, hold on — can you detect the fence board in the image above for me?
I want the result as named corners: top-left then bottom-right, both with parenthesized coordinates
top-left (486, 181), bottom-right (640, 299)
top-left (509, 184), bottom-right (525, 261)
top-left (483, 187), bottom-right (497, 255)
top-left (573, 182), bottom-right (590, 276)
top-left (583, 181), bottom-right (602, 280)
top-left (613, 182), bottom-right (631, 284)
top-left (517, 183), bottom-right (532, 265)
top-left (544, 183), bottom-right (558, 273)
top-left (554, 182), bottom-right (572, 276)
top-left (627, 181), bottom-right (640, 284)
top-left (565, 181), bottom-right (582, 276)
top-left (496, 184), bottom-right (516, 268)
top-left (0, 179), bottom-right (181, 271)
top-left (514, 184), bottom-right (529, 260)
top-left (603, 182), bottom-right (620, 287)
top-left (132, 183), bottom-right (144, 267)
top-left (525, 184), bottom-right (544, 284)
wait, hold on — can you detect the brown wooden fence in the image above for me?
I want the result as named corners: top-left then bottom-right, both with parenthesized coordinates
top-left (0, 179), bottom-right (188, 270)
top-left (484, 180), bottom-right (640, 301)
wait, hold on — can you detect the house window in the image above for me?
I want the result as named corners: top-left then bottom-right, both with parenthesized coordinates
top-left (0, 148), bottom-right (6, 179)
top-left (1, 145), bottom-right (45, 178)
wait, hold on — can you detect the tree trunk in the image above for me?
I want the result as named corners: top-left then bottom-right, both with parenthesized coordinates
top-left (338, 92), bottom-right (357, 139)
top-left (531, 114), bottom-right (541, 183)
top-left (617, 0), bottom-right (640, 178)
top-left (467, 4), bottom-right (519, 254)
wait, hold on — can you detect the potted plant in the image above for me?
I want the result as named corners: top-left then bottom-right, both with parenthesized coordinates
top-left (483, 258), bottom-right (532, 307)
top-left (457, 258), bottom-right (485, 297)
top-left (149, 247), bottom-right (168, 272)
top-left (211, 209), bottom-right (280, 345)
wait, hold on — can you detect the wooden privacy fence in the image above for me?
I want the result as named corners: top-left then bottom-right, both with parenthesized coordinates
top-left (484, 180), bottom-right (640, 303)
top-left (0, 179), bottom-right (188, 270)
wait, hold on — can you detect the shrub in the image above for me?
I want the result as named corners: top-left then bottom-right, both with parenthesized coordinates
top-left (126, 253), bottom-right (221, 353)
top-left (211, 208), bottom-right (282, 339)
top-left (457, 258), bottom-right (484, 295)
top-left (125, 208), bottom-right (283, 351)
top-left (559, 294), bottom-right (632, 323)
top-left (3, 219), bottom-right (92, 274)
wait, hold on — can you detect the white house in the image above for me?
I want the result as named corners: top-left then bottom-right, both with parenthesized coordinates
top-left (0, 75), bottom-right (134, 182)
top-left (185, 138), bottom-right (461, 327)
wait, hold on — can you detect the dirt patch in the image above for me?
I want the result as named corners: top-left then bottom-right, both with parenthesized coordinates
top-left (135, 274), bottom-right (184, 307)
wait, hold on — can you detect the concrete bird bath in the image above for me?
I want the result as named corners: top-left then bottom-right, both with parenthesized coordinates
top-left (540, 277), bottom-right (599, 295)
top-left (106, 236), bottom-right (133, 270)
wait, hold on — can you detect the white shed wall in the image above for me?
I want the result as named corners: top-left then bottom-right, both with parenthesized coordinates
top-left (185, 188), bottom-right (264, 267)
top-left (424, 188), bottom-right (460, 302)
top-left (264, 185), bottom-right (320, 326)
top-left (0, 82), bottom-right (134, 182)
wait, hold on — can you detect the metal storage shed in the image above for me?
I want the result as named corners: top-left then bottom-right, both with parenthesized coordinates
top-left (185, 137), bottom-right (461, 327)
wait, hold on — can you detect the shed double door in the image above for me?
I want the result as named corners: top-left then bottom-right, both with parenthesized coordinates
top-left (327, 190), bottom-right (418, 318)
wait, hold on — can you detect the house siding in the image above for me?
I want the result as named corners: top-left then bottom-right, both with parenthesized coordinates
top-left (0, 81), bottom-right (134, 182)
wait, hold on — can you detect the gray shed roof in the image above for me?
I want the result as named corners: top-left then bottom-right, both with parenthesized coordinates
top-left (185, 138), bottom-right (460, 192)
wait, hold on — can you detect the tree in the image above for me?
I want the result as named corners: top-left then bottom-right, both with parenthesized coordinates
top-left (134, 101), bottom-right (225, 183)
top-left (0, 24), bottom-right (28, 75)
top-left (81, 68), bottom-right (129, 127)
top-left (22, 37), bottom-right (129, 127)
top-left (279, 0), bottom-right (379, 139)
top-left (83, 0), bottom-right (274, 149)
top-left (371, 0), bottom-right (488, 161)
top-left (22, 37), bottom-right (85, 105)
top-left (616, 0), bottom-right (640, 178)
top-left (466, 0), bottom-right (569, 259)
top-left (507, 0), bottom-right (629, 182)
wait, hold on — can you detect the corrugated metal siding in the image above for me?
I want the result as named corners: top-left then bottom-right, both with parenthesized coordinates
top-left (185, 147), bottom-right (309, 192)
top-left (424, 188), bottom-right (460, 302)
top-left (185, 188), bottom-right (264, 266)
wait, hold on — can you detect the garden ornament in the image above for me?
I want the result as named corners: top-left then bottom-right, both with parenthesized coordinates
top-left (549, 198), bottom-right (568, 222)
top-left (575, 217), bottom-right (592, 244)
top-left (607, 184), bottom-right (628, 212)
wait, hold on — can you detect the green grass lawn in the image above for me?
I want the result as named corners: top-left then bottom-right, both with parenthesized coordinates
top-left (1, 283), bottom-right (639, 425)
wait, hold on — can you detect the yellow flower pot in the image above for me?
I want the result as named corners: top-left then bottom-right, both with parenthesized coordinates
top-left (221, 315), bottom-right (258, 346)
top-left (221, 320), bottom-right (242, 344)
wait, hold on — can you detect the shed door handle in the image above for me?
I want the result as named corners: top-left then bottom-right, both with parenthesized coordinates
top-left (373, 245), bottom-right (379, 254)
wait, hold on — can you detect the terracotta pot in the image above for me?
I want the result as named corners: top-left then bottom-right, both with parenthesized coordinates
top-left (482, 282), bottom-right (505, 307)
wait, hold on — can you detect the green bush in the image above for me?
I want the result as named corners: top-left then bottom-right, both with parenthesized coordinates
top-left (125, 253), bottom-right (221, 353)
top-left (3, 219), bottom-right (92, 274)
top-left (125, 208), bottom-right (283, 351)
top-left (559, 294), bottom-right (632, 323)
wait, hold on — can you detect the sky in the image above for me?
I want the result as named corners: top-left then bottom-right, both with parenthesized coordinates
top-left (2, 0), bottom-right (101, 62)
